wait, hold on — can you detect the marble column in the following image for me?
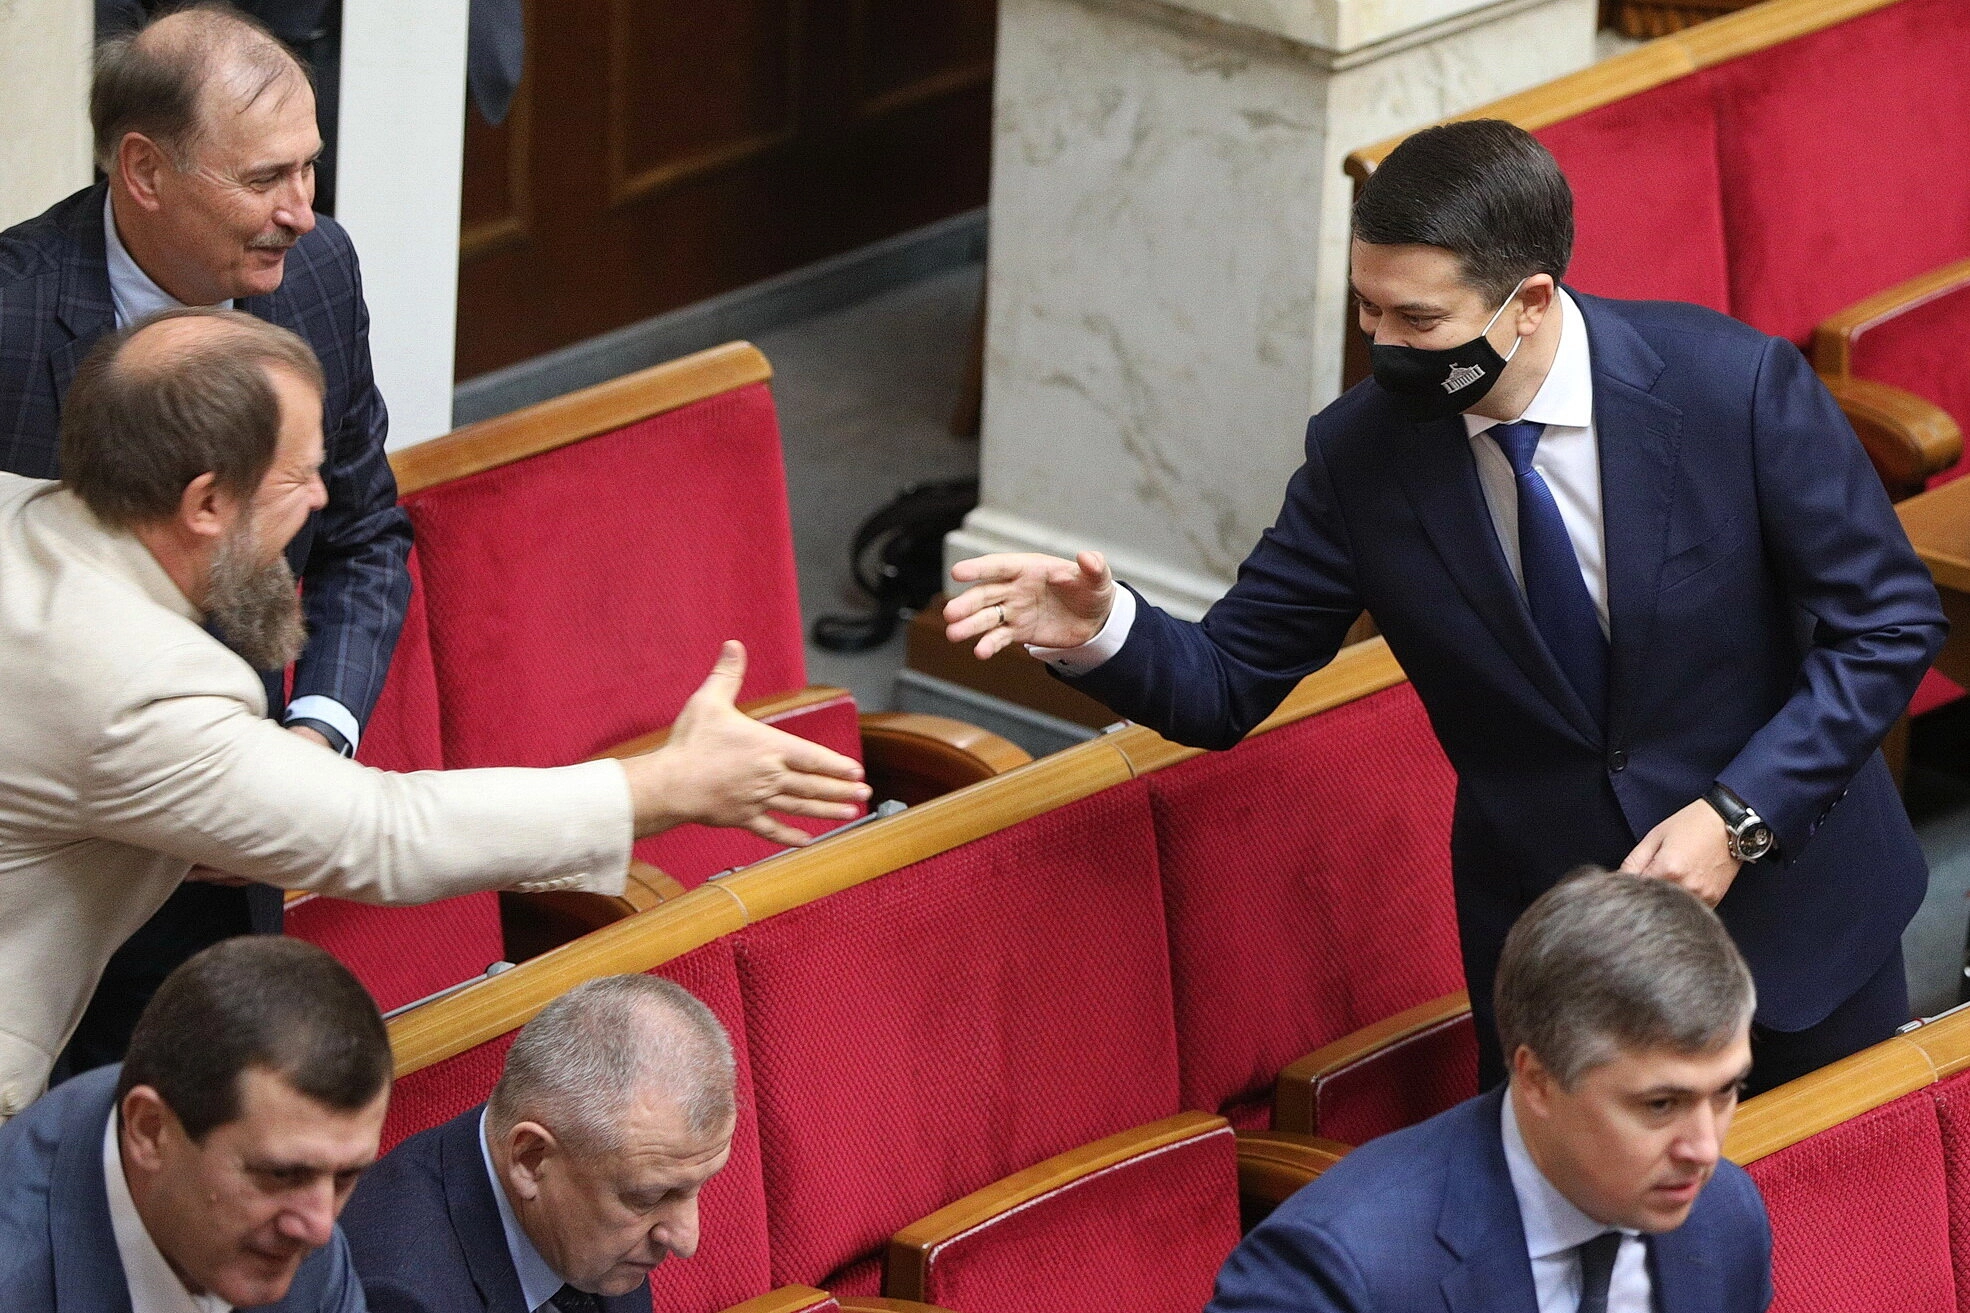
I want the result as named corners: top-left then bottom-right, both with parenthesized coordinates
top-left (951, 0), bottom-right (1596, 618)
top-left (0, 0), bottom-right (93, 232)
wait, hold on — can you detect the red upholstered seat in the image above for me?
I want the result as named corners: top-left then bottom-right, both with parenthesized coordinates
top-left (1849, 276), bottom-right (1970, 490)
top-left (1748, 1087), bottom-right (1955, 1313)
top-left (899, 1115), bottom-right (1240, 1313)
top-left (354, 547), bottom-right (444, 774)
top-left (408, 380), bottom-right (808, 773)
top-left (1297, 1005), bottom-right (1477, 1147)
top-left (1149, 681), bottom-right (1464, 1128)
top-left (1931, 1069), bottom-right (1970, 1307)
top-left (733, 780), bottom-right (1181, 1293)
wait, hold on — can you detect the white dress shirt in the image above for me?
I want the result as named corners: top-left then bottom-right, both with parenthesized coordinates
top-left (1501, 1092), bottom-right (1652, 1313)
top-left (102, 1110), bottom-right (233, 1313)
top-left (478, 1109), bottom-right (569, 1313)
top-left (1033, 290), bottom-right (1607, 669)
top-left (103, 194), bottom-right (361, 753)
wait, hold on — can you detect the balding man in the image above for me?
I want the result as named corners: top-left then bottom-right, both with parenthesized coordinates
top-left (0, 2), bottom-right (412, 1069)
top-left (342, 976), bottom-right (738, 1313)
top-left (0, 308), bottom-right (868, 1116)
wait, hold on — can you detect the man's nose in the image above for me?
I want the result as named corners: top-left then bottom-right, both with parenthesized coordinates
top-left (1672, 1105), bottom-right (1724, 1167)
top-left (653, 1196), bottom-right (702, 1260)
top-left (308, 471), bottom-right (328, 513)
top-left (274, 176), bottom-right (316, 238)
top-left (274, 1183), bottom-right (337, 1249)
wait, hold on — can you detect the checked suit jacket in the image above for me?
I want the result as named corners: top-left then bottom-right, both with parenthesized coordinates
top-left (0, 181), bottom-right (412, 729)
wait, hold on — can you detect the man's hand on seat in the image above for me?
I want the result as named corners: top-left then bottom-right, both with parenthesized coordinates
top-left (1621, 799), bottom-right (1741, 907)
top-left (623, 641), bottom-right (870, 846)
top-left (944, 550), bottom-right (1115, 659)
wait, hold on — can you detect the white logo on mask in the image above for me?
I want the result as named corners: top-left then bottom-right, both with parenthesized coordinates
top-left (1442, 364), bottom-right (1486, 393)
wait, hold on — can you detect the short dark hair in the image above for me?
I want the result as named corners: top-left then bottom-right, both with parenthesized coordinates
top-left (1352, 119), bottom-right (1574, 303)
top-left (92, 1), bottom-right (310, 172)
top-left (1494, 868), bottom-right (1755, 1088)
top-left (61, 307), bottom-right (324, 528)
top-left (117, 937), bottom-right (392, 1142)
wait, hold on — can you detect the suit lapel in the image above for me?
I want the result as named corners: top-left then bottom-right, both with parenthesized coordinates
top-left (441, 1107), bottom-right (534, 1313)
top-left (51, 1077), bottom-right (136, 1313)
top-left (50, 183), bottom-right (118, 408)
top-left (1434, 1088), bottom-right (1542, 1313)
top-left (1574, 292), bottom-right (1682, 746)
top-left (1393, 416), bottom-right (1602, 746)
top-left (1648, 1222), bottom-right (1717, 1313)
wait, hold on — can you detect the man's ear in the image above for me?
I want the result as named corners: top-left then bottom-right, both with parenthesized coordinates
top-left (504, 1122), bottom-right (558, 1201)
top-left (173, 472), bottom-right (232, 544)
top-left (117, 133), bottom-right (175, 212)
top-left (120, 1085), bottom-right (176, 1174)
top-left (1512, 1044), bottom-right (1559, 1117)
top-left (1514, 274), bottom-right (1557, 336)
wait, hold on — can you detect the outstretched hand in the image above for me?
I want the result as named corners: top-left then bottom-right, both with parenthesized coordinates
top-left (943, 551), bottom-right (1115, 660)
top-left (626, 642), bottom-right (870, 846)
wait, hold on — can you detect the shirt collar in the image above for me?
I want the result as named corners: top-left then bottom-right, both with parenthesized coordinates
top-left (1499, 1085), bottom-right (1630, 1261)
top-left (101, 1108), bottom-right (233, 1313)
top-left (478, 1108), bottom-right (571, 1313)
top-left (1464, 288), bottom-right (1594, 439)
top-left (103, 191), bottom-right (233, 329)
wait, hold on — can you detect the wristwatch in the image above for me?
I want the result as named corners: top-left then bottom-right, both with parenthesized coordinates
top-left (1703, 784), bottom-right (1774, 863)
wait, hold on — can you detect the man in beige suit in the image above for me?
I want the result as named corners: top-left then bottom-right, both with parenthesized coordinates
top-left (0, 308), bottom-right (869, 1115)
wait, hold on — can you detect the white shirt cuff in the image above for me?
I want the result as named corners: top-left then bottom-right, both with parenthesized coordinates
top-left (1028, 586), bottom-right (1137, 676)
top-left (284, 695), bottom-right (362, 755)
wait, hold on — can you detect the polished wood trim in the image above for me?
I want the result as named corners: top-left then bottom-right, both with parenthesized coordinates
top-left (835, 1301), bottom-right (958, 1313)
top-left (858, 711), bottom-right (1033, 804)
top-left (1108, 636), bottom-right (1408, 777)
top-left (885, 1112), bottom-right (1231, 1301)
top-left (1899, 475), bottom-right (1970, 598)
top-left (1344, 0), bottom-right (1905, 180)
top-left (1826, 375), bottom-right (1964, 501)
top-left (1813, 257), bottom-right (1970, 377)
top-left (389, 883), bottom-right (747, 1076)
top-left (1235, 1130), bottom-right (1349, 1207)
top-left (593, 686), bottom-right (855, 761)
top-left (390, 342), bottom-right (774, 496)
top-left (1273, 991), bottom-right (1471, 1135)
top-left (718, 1288), bottom-right (835, 1313)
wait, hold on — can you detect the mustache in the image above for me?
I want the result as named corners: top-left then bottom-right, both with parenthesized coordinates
top-left (248, 229), bottom-right (299, 252)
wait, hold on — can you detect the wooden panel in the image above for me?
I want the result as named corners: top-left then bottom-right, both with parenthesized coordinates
top-left (459, 84), bottom-right (531, 258)
top-left (853, 0), bottom-right (996, 119)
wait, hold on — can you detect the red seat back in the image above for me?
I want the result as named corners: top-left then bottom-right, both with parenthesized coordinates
top-left (1930, 1069), bottom-right (1970, 1308)
top-left (1149, 681), bottom-right (1463, 1127)
top-left (408, 380), bottom-right (807, 771)
top-left (733, 780), bottom-right (1180, 1293)
top-left (1748, 1087), bottom-right (1956, 1312)
top-left (909, 1119), bottom-right (1240, 1313)
top-left (1307, 1009), bottom-right (1477, 1147)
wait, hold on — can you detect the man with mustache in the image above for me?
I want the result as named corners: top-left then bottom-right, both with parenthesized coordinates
top-left (341, 975), bottom-right (738, 1313)
top-left (0, 2), bottom-right (414, 1073)
top-left (0, 308), bottom-right (870, 1118)
top-left (0, 936), bottom-right (392, 1312)
top-left (1208, 870), bottom-right (1772, 1312)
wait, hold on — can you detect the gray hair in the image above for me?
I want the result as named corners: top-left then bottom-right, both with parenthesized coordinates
top-left (487, 976), bottom-right (736, 1155)
top-left (1494, 868), bottom-right (1755, 1089)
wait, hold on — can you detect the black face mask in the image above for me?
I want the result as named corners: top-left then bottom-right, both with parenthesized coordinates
top-left (1369, 281), bottom-right (1525, 422)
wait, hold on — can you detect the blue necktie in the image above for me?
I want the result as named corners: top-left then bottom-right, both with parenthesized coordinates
top-left (1575, 1230), bottom-right (1624, 1313)
top-left (1489, 421), bottom-right (1607, 726)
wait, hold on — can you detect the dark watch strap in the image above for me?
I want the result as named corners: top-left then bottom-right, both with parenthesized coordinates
top-left (285, 716), bottom-right (354, 758)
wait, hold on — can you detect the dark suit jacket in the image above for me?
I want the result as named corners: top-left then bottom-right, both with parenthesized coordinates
top-left (0, 182), bottom-right (413, 729)
top-left (0, 1065), bottom-right (364, 1312)
top-left (1207, 1086), bottom-right (1773, 1312)
top-left (1073, 292), bottom-right (1945, 1033)
top-left (341, 1104), bottom-right (651, 1313)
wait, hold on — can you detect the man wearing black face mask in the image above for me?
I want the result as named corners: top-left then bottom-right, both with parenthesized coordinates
top-left (940, 119), bottom-right (1945, 1096)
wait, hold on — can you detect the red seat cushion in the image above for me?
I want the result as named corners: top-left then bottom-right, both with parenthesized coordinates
top-left (1149, 682), bottom-right (1464, 1128)
top-left (355, 546), bottom-right (444, 773)
top-left (1537, 72), bottom-right (1730, 314)
top-left (285, 889), bottom-right (504, 1017)
top-left (1747, 1088), bottom-right (1954, 1313)
top-left (913, 1120), bottom-right (1241, 1313)
top-left (408, 381), bottom-right (807, 771)
top-left (1849, 275), bottom-right (1970, 490)
top-left (734, 779), bottom-right (1180, 1290)
top-left (1708, 0), bottom-right (1970, 347)
top-left (635, 693), bottom-right (866, 888)
top-left (1930, 1069), bottom-right (1970, 1308)
top-left (1912, 669), bottom-right (1966, 719)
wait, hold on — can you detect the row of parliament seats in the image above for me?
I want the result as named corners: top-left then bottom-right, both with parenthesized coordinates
top-left (285, 343), bottom-right (1032, 1012)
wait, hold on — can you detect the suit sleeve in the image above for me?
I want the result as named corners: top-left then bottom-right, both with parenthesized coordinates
top-left (80, 642), bottom-right (630, 904)
top-left (1069, 422), bottom-right (1366, 750)
top-left (1715, 338), bottom-right (1946, 856)
top-left (1205, 1213), bottom-right (1373, 1313)
top-left (287, 234), bottom-right (414, 730)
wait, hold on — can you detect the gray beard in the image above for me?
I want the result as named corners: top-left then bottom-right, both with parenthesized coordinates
top-left (207, 523), bottom-right (307, 672)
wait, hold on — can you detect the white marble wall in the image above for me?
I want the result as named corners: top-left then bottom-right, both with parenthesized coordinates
top-left (0, 0), bottom-right (94, 232)
top-left (954, 0), bottom-right (1596, 618)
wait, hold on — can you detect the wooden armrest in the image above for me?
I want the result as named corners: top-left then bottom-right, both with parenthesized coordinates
top-left (1822, 374), bottom-right (1964, 502)
top-left (836, 1301), bottom-right (959, 1313)
top-left (886, 1112), bottom-right (1229, 1300)
top-left (1274, 991), bottom-right (1472, 1135)
top-left (718, 1288), bottom-right (839, 1313)
top-left (1235, 1129), bottom-right (1348, 1209)
top-left (857, 711), bottom-right (1033, 806)
top-left (1813, 256), bottom-right (1970, 376)
top-left (500, 860), bottom-right (685, 962)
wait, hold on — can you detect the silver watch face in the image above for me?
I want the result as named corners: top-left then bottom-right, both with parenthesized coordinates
top-left (1735, 823), bottom-right (1774, 862)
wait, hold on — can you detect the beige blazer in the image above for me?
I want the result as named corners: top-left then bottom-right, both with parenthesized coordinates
top-left (0, 477), bottom-right (630, 1113)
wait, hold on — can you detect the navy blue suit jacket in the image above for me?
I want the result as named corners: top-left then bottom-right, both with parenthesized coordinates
top-left (0, 182), bottom-right (413, 728)
top-left (0, 1065), bottom-right (365, 1312)
top-left (1207, 1086), bottom-right (1773, 1312)
top-left (1073, 293), bottom-right (1945, 1032)
top-left (340, 1105), bottom-right (650, 1313)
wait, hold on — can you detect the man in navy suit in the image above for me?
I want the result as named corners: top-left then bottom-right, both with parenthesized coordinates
top-left (1210, 869), bottom-right (1772, 1312)
top-left (946, 120), bottom-right (1944, 1094)
top-left (0, 4), bottom-right (413, 1070)
top-left (341, 975), bottom-right (738, 1313)
top-left (0, 936), bottom-right (389, 1312)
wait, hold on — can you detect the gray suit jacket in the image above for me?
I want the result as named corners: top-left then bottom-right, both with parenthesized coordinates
top-left (0, 1065), bottom-right (366, 1312)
